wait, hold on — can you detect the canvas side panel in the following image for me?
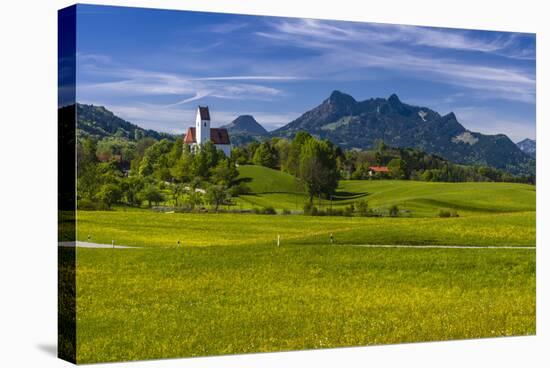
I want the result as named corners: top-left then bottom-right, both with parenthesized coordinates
top-left (58, 4), bottom-right (77, 364)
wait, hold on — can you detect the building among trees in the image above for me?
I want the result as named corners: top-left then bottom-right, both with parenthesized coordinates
top-left (368, 166), bottom-right (389, 177)
top-left (184, 106), bottom-right (231, 156)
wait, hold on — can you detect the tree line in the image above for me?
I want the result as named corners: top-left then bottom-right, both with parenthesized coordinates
top-left (76, 131), bottom-right (340, 210)
top-left (77, 131), bottom-right (534, 210)
top-left (235, 137), bottom-right (534, 185)
top-left (77, 136), bottom-right (241, 210)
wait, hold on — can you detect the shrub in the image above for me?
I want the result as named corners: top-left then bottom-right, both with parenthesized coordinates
top-left (230, 182), bottom-right (251, 196)
top-left (439, 209), bottom-right (459, 218)
top-left (77, 198), bottom-right (110, 210)
top-left (343, 205), bottom-right (354, 217)
top-left (326, 208), bottom-right (343, 216)
top-left (262, 206), bottom-right (276, 215)
top-left (356, 200), bottom-right (369, 216)
top-left (282, 208), bottom-right (291, 215)
top-left (389, 205), bottom-right (399, 217)
top-left (438, 209), bottom-right (451, 218)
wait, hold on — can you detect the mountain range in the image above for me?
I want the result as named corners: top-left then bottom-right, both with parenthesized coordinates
top-left (516, 138), bottom-right (536, 158)
top-left (72, 91), bottom-right (535, 175)
top-left (269, 91), bottom-right (533, 175)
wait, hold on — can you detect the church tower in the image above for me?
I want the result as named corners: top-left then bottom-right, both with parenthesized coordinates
top-left (195, 106), bottom-right (211, 145)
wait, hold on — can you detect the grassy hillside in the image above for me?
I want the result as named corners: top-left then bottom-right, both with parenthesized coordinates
top-left (238, 165), bottom-right (300, 193)
top-left (236, 165), bottom-right (535, 217)
top-left (339, 180), bottom-right (535, 217)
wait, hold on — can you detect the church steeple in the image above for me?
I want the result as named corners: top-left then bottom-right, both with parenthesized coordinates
top-left (195, 106), bottom-right (211, 144)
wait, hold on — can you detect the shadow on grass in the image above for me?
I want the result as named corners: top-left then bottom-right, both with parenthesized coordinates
top-left (332, 191), bottom-right (370, 201)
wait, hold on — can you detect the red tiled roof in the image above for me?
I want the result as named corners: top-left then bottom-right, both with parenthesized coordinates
top-left (210, 128), bottom-right (230, 144)
top-left (184, 127), bottom-right (196, 144)
top-left (369, 166), bottom-right (389, 172)
top-left (198, 106), bottom-right (210, 120)
top-left (183, 127), bottom-right (230, 145)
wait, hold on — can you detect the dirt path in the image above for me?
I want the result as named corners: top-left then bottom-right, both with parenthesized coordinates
top-left (58, 241), bottom-right (139, 249)
top-left (342, 244), bottom-right (535, 250)
top-left (58, 241), bottom-right (534, 250)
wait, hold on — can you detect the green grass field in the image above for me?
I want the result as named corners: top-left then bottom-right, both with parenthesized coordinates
top-left (74, 245), bottom-right (535, 363)
top-left (73, 173), bottom-right (536, 363)
top-left (76, 210), bottom-right (535, 248)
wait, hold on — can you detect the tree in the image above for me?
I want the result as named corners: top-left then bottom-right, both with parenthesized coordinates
top-left (77, 163), bottom-right (100, 201)
top-left (298, 137), bottom-right (339, 203)
top-left (191, 142), bottom-right (223, 179)
top-left (274, 139), bottom-right (291, 169)
top-left (78, 138), bottom-right (98, 171)
top-left (131, 137), bottom-right (156, 172)
top-left (211, 159), bottom-right (239, 187)
top-left (137, 139), bottom-right (173, 179)
top-left (285, 131), bottom-right (312, 175)
top-left (387, 158), bottom-right (407, 179)
top-left (231, 146), bottom-right (250, 165)
top-left (134, 129), bottom-right (143, 141)
top-left (183, 190), bottom-right (203, 210)
top-left (171, 144), bottom-right (194, 183)
top-left (97, 183), bottom-right (122, 208)
top-left (138, 184), bottom-right (165, 207)
top-left (252, 142), bottom-right (278, 168)
top-left (171, 183), bottom-right (185, 207)
top-left (205, 185), bottom-right (229, 211)
top-left (120, 175), bottom-right (144, 206)
top-left (167, 137), bottom-right (183, 167)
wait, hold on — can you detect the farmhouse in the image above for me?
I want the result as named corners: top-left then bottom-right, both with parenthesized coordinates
top-left (368, 166), bottom-right (389, 177)
top-left (184, 106), bottom-right (231, 156)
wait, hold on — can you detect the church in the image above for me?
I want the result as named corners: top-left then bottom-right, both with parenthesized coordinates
top-left (184, 106), bottom-right (231, 156)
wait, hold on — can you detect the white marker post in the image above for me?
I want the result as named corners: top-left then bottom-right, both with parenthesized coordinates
top-left (277, 234), bottom-right (280, 247)
top-left (112, 239), bottom-right (115, 249)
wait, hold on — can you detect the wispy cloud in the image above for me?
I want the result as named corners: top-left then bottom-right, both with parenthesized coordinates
top-left (207, 21), bottom-right (249, 34)
top-left (256, 19), bottom-right (536, 103)
top-left (259, 19), bottom-right (535, 59)
top-left (191, 76), bottom-right (306, 81)
top-left (371, 24), bottom-right (535, 59)
top-left (77, 54), bottom-right (299, 104)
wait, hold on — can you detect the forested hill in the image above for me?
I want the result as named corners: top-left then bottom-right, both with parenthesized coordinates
top-left (75, 103), bottom-right (176, 141)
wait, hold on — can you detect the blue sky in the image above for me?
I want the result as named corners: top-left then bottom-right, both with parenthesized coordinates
top-left (75, 4), bottom-right (536, 141)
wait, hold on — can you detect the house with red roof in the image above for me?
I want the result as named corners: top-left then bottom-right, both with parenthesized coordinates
top-left (368, 166), bottom-right (390, 177)
top-left (184, 106), bottom-right (231, 156)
